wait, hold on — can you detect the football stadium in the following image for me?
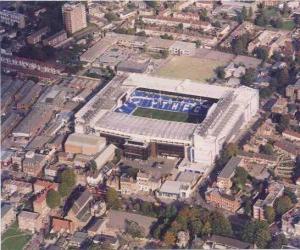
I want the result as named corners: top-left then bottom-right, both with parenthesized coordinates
top-left (75, 73), bottom-right (259, 173)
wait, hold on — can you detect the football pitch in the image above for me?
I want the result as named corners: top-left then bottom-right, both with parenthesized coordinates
top-left (154, 56), bottom-right (226, 82)
top-left (133, 107), bottom-right (189, 122)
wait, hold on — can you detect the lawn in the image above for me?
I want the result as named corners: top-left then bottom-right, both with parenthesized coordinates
top-left (1, 222), bottom-right (32, 250)
top-left (133, 107), bottom-right (189, 122)
top-left (282, 20), bottom-right (295, 30)
top-left (154, 56), bottom-right (226, 82)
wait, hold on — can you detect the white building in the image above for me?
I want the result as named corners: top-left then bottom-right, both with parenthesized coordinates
top-left (62, 2), bottom-right (87, 34)
top-left (75, 73), bottom-right (259, 173)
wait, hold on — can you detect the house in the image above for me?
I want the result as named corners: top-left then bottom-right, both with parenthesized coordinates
top-left (282, 129), bottom-right (300, 142)
top-left (99, 210), bottom-right (157, 237)
top-left (253, 181), bottom-right (284, 221)
top-left (69, 231), bottom-right (89, 248)
top-left (282, 208), bottom-right (300, 238)
top-left (274, 140), bottom-right (300, 160)
top-left (2, 179), bottom-right (33, 195)
top-left (67, 190), bottom-right (93, 230)
top-left (136, 171), bottom-right (162, 193)
top-left (205, 188), bottom-right (241, 213)
top-left (120, 174), bottom-right (138, 195)
top-left (34, 179), bottom-right (58, 194)
top-left (92, 234), bottom-right (119, 249)
top-left (51, 217), bottom-right (75, 234)
top-left (18, 211), bottom-right (43, 233)
top-left (1, 203), bottom-right (15, 233)
top-left (22, 152), bottom-right (47, 177)
top-left (217, 157), bottom-right (241, 190)
top-left (203, 235), bottom-right (254, 249)
top-left (286, 80), bottom-right (300, 101)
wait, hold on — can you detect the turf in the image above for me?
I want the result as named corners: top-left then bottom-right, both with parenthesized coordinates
top-left (154, 56), bottom-right (226, 82)
top-left (133, 107), bottom-right (189, 122)
top-left (282, 20), bottom-right (295, 30)
top-left (1, 222), bottom-right (32, 250)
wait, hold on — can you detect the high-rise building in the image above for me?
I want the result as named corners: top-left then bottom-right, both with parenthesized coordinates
top-left (62, 3), bottom-right (87, 34)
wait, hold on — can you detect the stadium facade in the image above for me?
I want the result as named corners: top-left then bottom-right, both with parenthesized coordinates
top-left (75, 73), bottom-right (259, 172)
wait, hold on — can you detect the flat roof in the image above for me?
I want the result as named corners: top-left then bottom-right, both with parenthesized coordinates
top-left (218, 157), bottom-right (241, 179)
top-left (95, 111), bottom-right (196, 143)
top-left (66, 133), bottom-right (106, 147)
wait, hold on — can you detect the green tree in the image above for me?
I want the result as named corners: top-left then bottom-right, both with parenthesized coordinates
top-left (104, 12), bottom-right (119, 22)
top-left (215, 66), bottom-right (225, 79)
top-left (264, 206), bottom-right (275, 224)
top-left (105, 187), bottom-right (121, 209)
top-left (277, 114), bottom-right (290, 133)
top-left (60, 169), bottom-right (76, 187)
top-left (271, 18), bottom-right (283, 29)
top-left (232, 167), bottom-right (249, 190)
top-left (274, 195), bottom-right (293, 216)
top-left (195, 40), bottom-right (202, 48)
top-left (58, 181), bottom-right (73, 197)
top-left (254, 47), bottom-right (268, 61)
top-left (209, 211), bottom-right (232, 236)
top-left (161, 49), bottom-right (169, 58)
top-left (284, 188), bottom-right (298, 204)
top-left (260, 143), bottom-right (274, 155)
top-left (46, 189), bottom-right (61, 209)
top-left (242, 220), bottom-right (271, 248)
top-left (201, 221), bottom-right (212, 236)
top-left (189, 219), bottom-right (203, 236)
top-left (259, 87), bottom-right (273, 99)
top-left (268, 234), bottom-right (287, 249)
top-left (241, 68), bottom-right (256, 86)
top-left (125, 220), bottom-right (145, 238)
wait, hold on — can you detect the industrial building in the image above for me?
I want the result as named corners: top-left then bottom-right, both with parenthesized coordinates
top-left (75, 73), bottom-right (259, 173)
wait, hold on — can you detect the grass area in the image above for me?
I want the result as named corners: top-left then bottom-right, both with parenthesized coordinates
top-left (133, 107), bottom-right (189, 122)
top-left (1, 222), bottom-right (32, 250)
top-left (282, 20), bottom-right (295, 30)
top-left (154, 56), bottom-right (226, 82)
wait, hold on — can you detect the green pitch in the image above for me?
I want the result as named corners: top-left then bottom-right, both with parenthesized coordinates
top-left (133, 107), bottom-right (189, 122)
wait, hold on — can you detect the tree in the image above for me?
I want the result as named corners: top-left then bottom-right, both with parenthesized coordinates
top-left (277, 114), bottom-right (290, 133)
top-left (201, 221), bottom-right (212, 236)
top-left (163, 231), bottom-right (176, 247)
top-left (58, 181), bottom-right (73, 197)
top-left (46, 189), bottom-right (61, 209)
top-left (209, 211), bottom-right (232, 236)
top-left (254, 47), bottom-right (268, 61)
top-left (242, 220), bottom-right (271, 248)
top-left (161, 49), bottom-right (169, 58)
top-left (189, 220), bottom-right (203, 236)
top-left (105, 187), bottom-right (121, 209)
top-left (259, 87), bottom-right (273, 99)
top-left (232, 167), bottom-right (249, 190)
top-left (274, 195), bottom-right (293, 216)
top-left (269, 234), bottom-right (287, 249)
top-left (248, 7), bottom-right (253, 19)
top-left (241, 68), bottom-right (256, 86)
top-left (260, 143), bottom-right (274, 155)
top-left (264, 206), bottom-right (275, 224)
top-left (215, 66), bottom-right (225, 79)
top-left (125, 220), bottom-right (145, 238)
top-left (146, 1), bottom-right (158, 9)
top-left (60, 169), bottom-right (76, 187)
top-left (240, 6), bottom-right (247, 22)
top-left (195, 40), bottom-right (202, 48)
top-left (88, 160), bottom-right (97, 172)
top-left (284, 188), bottom-right (298, 204)
top-left (104, 12), bottom-right (119, 22)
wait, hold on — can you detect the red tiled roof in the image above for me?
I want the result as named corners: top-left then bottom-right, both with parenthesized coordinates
top-left (52, 217), bottom-right (73, 232)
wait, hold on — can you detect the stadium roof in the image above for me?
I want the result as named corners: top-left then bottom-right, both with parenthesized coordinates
top-left (95, 111), bottom-right (196, 143)
top-left (123, 73), bottom-right (231, 99)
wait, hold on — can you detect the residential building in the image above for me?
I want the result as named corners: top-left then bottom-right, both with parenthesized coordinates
top-left (282, 129), bottom-right (300, 142)
top-left (1, 203), bottom-right (15, 233)
top-left (67, 190), bottom-right (93, 230)
top-left (205, 188), bottom-right (241, 213)
top-left (120, 174), bottom-right (138, 195)
top-left (0, 10), bottom-right (26, 28)
top-left (282, 208), bottom-right (300, 238)
top-left (18, 211), bottom-right (43, 233)
top-left (62, 3), bottom-right (87, 34)
top-left (51, 217), bottom-right (75, 234)
top-left (217, 157), bottom-right (241, 190)
top-left (274, 140), bottom-right (300, 160)
top-left (286, 80), bottom-right (300, 101)
top-left (22, 152), bottom-right (47, 177)
top-left (27, 27), bottom-right (49, 45)
top-left (203, 235), bottom-right (254, 249)
top-left (43, 30), bottom-right (67, 47)
top-left (136, 171), bottom-right (162, 193)
top-left (2, 179), bottom-right (33, 195)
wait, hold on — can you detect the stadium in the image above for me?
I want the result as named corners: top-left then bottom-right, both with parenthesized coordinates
top-left (75, 73), bottom-right (259, 173)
